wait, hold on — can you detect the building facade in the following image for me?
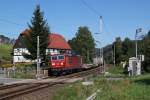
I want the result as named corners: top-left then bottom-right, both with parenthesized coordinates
top-left (13, 29), bottom-right (71, 63)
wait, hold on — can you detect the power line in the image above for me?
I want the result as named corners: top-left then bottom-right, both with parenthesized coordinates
top-left (81, 0), bottom-right (109, 34)
top-left (0, 18), bottom-right (25, 38)
top-left (102, 18), bottom-right (109, 34)
top-left (81, 0), bottom-right (102, 16)
top-left (0, 18), bottom-right (24, 27)
top-left (0, 32), bottom-right (18, 35)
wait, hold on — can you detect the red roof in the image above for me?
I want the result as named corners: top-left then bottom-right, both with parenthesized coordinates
top-left (48, 33), bottom-right (71, 50)
top-left (16, 29), bottom-right (71, 50)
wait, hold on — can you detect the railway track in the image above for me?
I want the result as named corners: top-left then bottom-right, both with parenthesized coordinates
top-left (0, 66), bottom-right (103, 100)
top-left (58, 66), bottom-right (101, 79)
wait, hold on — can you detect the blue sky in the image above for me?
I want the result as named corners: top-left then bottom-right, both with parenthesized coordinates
top-left (0, 0), bottom-right (150, 47)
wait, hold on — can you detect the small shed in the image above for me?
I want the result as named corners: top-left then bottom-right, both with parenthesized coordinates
top-left (128, 57), bottom-right (141, 76)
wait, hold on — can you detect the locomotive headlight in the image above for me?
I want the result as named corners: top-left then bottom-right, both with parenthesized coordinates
top-left (60, 62), bottom-right (64, 66)
top-left (52, 63), bottom-right (55, 66)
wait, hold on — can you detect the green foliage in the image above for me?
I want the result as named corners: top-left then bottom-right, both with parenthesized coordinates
top-left (114, 37), bottom-right (123, 64)
top-left (95, 76), bottom-right (150, 100)
top-left (107, 65), bottom-right (124, 75)
top-left (110, 37), bottom-right (136, 65)
top-left (0, 44), bottom-right (12, 61)
top-left (11, 72), bottom-right (35, 79)
top-left (103, 44), bottom-right (113, 64)
top-left (142, 31), bottom-right (150, 72)
top-left (122, 37), bottom-right (135, 61)
top-left (54, 74), bottom-right (150, 100)
top-left (10, 65), bottom-right (36, 79)
top-left (68, 26), bottom-right (95, 63)
top-left (53, 82), bottom-right (97, 100)
top-left (105, 32), bottom-right (150, 72)
top-left (23, 5), bottom-right (50, 65)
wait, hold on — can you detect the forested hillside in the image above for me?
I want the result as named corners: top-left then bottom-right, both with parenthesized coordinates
top-left (0, 35), bottom-right (15, 44)
top-left (103, 31), bottom-right (150, 72)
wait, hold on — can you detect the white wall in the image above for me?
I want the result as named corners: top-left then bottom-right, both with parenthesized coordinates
top-left (14, 48), bottom-right (29, 56)
top-left (46, 49), bottom-right (60, 55)
top-left (13, 56), bottom-right (31, 63)
top-left (13, 48), bottom-right (30, 63)
top-left (13, 48), bottom-right (61, 63)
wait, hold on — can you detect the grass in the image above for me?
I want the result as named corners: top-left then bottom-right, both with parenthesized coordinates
top-left (10, 64), bottom-right (36, 79)
top-left (105, 64), bottom-right (127, 78)
top-left (53, 74), bottom-right (150, 100)
top-left (107, 65), bottom-right (123, 74)
top-left (53, 82), bottom-right (96, 100)
top-left (10, 70), bottom-right (36, 79)
top-left (95, 75), bottom-right (150, 100)
top-left (0, 43), bottom-right (12, 61)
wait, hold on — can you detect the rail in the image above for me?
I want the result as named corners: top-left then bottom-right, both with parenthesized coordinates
top-left (0, 66), bottom-right (103, 100)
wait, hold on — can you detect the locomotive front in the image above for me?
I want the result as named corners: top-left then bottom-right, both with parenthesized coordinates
top-left (50, 54), bottom-right (65, 68)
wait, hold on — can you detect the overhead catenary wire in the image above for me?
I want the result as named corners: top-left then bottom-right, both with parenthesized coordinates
top-left (0, 18), bottom-right (24, 27)
top-left (0, 31), bottom-right (18, 35)
top-left (81, 0), bottom-right (109, 34)
top-left (81, 0), bottom-right (107, 72)
top-left (81, 0), bottom-right (110, 33)
top-left (0, 18), bottom-right (25, 38)
top-left (81, 0), bottom-right (102, 16)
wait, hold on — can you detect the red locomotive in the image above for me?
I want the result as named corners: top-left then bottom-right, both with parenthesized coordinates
top-left (48, 54), bottom-right (83, 75)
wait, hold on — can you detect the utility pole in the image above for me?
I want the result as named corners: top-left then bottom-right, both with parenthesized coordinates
top-left (135, 28), bottom-right (142, 58)
top-left (36, 36), bottom-right (41, 79)
top-left (101, 47), bottom-right (105, 72)
top-left (113, 43), bottom-right (115, 67)
top-left (135, 32), bottom-right (138, 58)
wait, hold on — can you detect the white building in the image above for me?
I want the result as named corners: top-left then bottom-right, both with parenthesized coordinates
top-left (128, 57), bottom-right (141, 76)
top-left (13, 29), bottom-right (71, 63)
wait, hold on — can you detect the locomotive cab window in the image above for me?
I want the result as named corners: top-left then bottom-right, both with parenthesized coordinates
top-left (51, 56), bottom-right (57, 60)
top-left (58, 55), bottom-right (64, 60)
top-left (47, 55), bottom-right (51, 60)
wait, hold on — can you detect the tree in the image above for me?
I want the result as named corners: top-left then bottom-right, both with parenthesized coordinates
top-left (69, 26), bottom-right (95, 63)
top-left (103, 44), bottom-right (113, 64)
top-left (122, 37), bottom-right (135, 61)
top-left (142, 31), bottom-right (150, 72)
top-left (23, 5), bottom-right (50, 64)
top-left (114, 37), bottom-right (123, 64)
top-left (68, 37), bottom-right (77, 53)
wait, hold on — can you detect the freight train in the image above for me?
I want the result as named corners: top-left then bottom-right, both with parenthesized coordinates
top-left (48, 54), bottom-right (83, 76)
